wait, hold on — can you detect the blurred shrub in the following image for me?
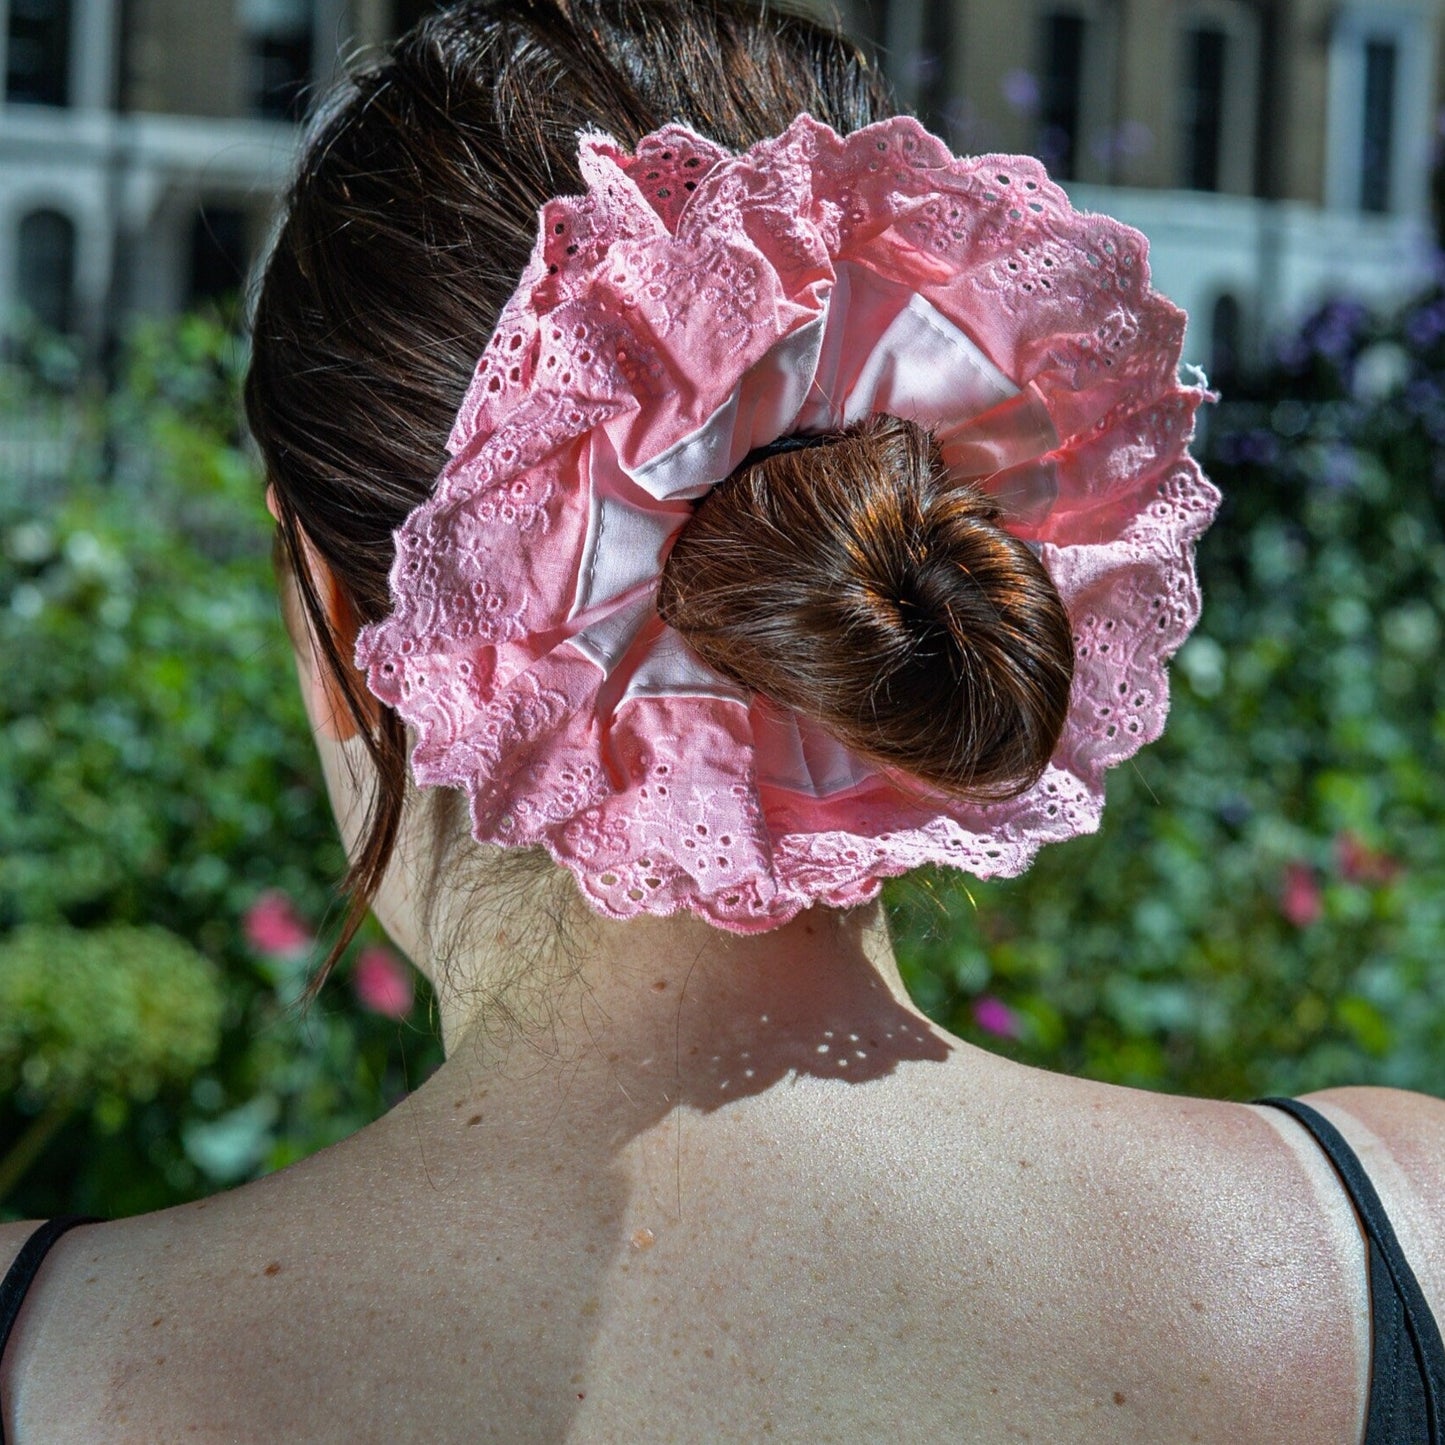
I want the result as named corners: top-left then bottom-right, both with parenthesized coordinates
top-left (0, 315), bottom-right (441, 1219)
top-left (6, 277), bottom-right (1445, 1218)
top-left (0, 923), bottom-right (222, 1199)
top-left (0, 924), bottom-right (221, 1105)
top-left (888, 289), bottom-right (1445, 1100)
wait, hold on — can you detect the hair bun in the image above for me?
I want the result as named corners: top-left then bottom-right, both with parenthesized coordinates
top-left (657, 414), bottom-right (1075, 799)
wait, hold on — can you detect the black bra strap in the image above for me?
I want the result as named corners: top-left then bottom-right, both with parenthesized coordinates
top-left (1258, 1097), bottom-right (1445, 1441)
top-left (0, 1216), bottom-right (98, 1444)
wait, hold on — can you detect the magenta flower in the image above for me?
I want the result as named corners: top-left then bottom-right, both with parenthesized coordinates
top-left (243, 890), bottom-right (313, 959)
top-left (352, 945), bottom-right (414, 1019)
top-left (972, 995), bottom-right (1021, 1039)
top-left (1280, 863), bottom-right (1323, 928)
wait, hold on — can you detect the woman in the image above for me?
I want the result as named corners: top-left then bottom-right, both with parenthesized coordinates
top-left (3, 2), bottom-right (1442, 1440)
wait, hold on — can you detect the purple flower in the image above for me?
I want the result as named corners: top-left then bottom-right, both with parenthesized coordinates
top-left (1240, 428), bottom-right (1280, 466)
top-left (1001, 69), bottom-right (1040, 114)
top-left (1316, 442), bottom-right (1358, 491)
top-left (1217, 795), bottom-right (1252, 829)
top-left (1405, 377), bottom-right (1441, 415)
top-left (1405, 300), bottom-right (1445, 349)
top-left (1215, 428), bottom-right (1280, 467)
top-left (1298, 299), bottom-right (1370, 366)
top-left (973, 995), bottom-right (1021, 1039)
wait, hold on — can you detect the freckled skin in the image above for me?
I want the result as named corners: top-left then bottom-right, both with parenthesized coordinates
top-left (9, 986), bottom-right (1413, 1444)
top-left (2, 656), bottom-right (1439, 1442)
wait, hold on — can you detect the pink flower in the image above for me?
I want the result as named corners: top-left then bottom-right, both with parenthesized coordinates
top-left (972, 995), bottom-right (1021, 1039)
top-left (243, 890), bottom-right (313, 959)
top-left (1335, 831), bottom-right (1402, 886)
top-left (1280, 863), bottom-right (1323, 928)
top-left (352, 945), bottom-right (414, 1019)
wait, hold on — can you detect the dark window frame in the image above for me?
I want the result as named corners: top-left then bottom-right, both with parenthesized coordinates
top-left (17, 208), bottom-right (79, 334)
top-left (1181, 24), bottom-right (1228, 192)
top-left (6, 0), bottom-right (73, 107)
top-left (1360, 36), bottom-right (1397, 214)
top-left (1038, 9), bottom-right (1087, 181)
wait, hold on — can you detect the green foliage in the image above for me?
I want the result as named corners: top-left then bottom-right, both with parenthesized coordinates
top-left (6, 279), bottom-right (1445, 1219)
top-left (0, 924), bottom-right (221, 1106)
top-left (886, 293), bottom-right (1445, 1100)
top-left (0, 314), bottom-right (441, 1220)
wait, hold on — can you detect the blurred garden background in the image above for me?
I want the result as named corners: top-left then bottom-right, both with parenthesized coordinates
top-left (0, 312), bottom-right (437, 1217)
top-left (13, 284), bottom-right (1445, 1219)
top-left (6, 0), bottom-right (1445, 1220)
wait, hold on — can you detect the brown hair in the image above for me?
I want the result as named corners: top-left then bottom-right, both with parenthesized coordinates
top-left (244, 0), bottom-right (1072, 975)
top-left (658, 416), bottom-right (1072, 798)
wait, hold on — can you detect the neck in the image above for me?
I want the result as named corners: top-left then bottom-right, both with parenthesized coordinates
top-left (412, 878), bottom-right (951, 1124)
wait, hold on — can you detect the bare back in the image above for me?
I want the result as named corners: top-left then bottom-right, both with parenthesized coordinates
top-left (6, 1034), bottom-right (1439, 1444)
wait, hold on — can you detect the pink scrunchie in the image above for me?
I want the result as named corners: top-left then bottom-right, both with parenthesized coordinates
top-left (356, 114), bottom-right (1220, 932)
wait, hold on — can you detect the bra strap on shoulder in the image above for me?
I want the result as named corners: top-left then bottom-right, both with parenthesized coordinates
top-left (0, 1215), bottom-right (99, 1445)
top-left (1257, 1096), bottom-right (1445, 1442)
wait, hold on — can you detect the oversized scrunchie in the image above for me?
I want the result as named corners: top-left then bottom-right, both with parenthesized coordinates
top-left (356, 114), bottom-right (1219, 932)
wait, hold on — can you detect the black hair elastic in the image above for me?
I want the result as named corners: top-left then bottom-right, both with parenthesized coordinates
top-left (737, 430), bottom-right (836, 469)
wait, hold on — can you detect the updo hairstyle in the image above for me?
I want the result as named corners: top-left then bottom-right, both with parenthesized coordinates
top-left (659, 416), bottom-right (1072, 798)
top-left (245, 0), bottom-right (1074, 969)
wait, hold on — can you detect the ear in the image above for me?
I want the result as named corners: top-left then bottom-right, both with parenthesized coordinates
top-left (288, 519), bottom-right (380, 745)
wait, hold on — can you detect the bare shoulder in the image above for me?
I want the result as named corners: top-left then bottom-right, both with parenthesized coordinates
top-left (1293, 1085), bottom-right (1445, 1217)
top-left (861, 1061), bottom-right (1374, 1443)
top-left (1293, 1084), bottom-right (1445, 1318)
top-left (0, 1219), bottom-right (43, 1277)
top-left (0, 1217), bottom-right (101, 1438)
top-left (1299, 1082), bottom-right (1445, 1155)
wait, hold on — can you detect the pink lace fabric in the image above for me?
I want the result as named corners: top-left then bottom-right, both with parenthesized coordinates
top-left (356, 114), bottom-right (1220, 932)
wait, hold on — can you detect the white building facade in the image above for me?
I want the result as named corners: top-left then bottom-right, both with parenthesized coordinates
top-left (0, 0), bottom-right (351, 354)
top-left (864, 0), bottom-right (1445, 376)
top-left (3, 0), bottom-right (1444, 375)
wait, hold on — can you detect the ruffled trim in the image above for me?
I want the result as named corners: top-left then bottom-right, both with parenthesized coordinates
top-left (357, 114), bottom-right (1219, 931)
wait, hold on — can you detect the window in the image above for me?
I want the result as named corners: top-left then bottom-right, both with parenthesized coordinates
top-left (240, 0), bottom-right (314, 121)
top-left (1034, 5), bottom-right (1119, 183)
top-left (1360, 39), bottom-right (1397, 213)
top-left (1326, 7), bottom-right (1430, 218)
top-left (1039, 11), bottom-right (1087, 180)
top-left (16, 209), bottom-right (78, 334)
top-left (1175, 2), bottom-right (1260, 195)
top-left (6, 0), bottom-right (72, 107)
top-left (1181, 27), bottom-right (1227, 191)
top-left (188, 206), bottom-right (249, 307)
top-left (1210, 293), bottom-right (1243, 384)
top-left (917, 0), bottom-right (957, 140)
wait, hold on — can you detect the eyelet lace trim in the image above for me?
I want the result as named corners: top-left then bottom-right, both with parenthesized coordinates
top-left (357, 115), bottom-right (1219, 932)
